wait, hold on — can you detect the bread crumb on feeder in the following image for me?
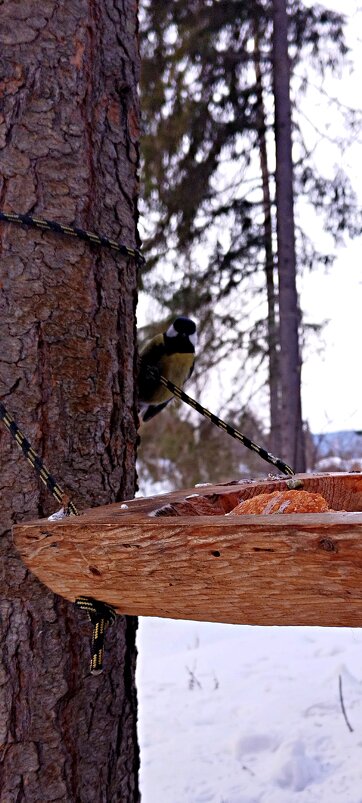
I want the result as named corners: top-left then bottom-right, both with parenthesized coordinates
top-left (228, 490), bottom-right (332, 515)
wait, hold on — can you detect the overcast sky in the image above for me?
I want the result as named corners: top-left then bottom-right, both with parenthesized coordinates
top-left (299, 2), bottom-right (362, 432)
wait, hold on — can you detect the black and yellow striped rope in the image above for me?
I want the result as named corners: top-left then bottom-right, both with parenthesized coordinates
top-left (75, 597), bottom-right (117, 675)
top-left (0, 210), bottom-right (145, 266)
top-left (0, 400), bottom-right (78, 515)
top-left (157, 373), bottom-right (295, 477)
top-left (0, 401), bottom-right (118, 670)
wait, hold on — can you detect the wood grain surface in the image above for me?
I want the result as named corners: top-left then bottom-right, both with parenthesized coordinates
top-left (13, 473), bottom-right (362, 626)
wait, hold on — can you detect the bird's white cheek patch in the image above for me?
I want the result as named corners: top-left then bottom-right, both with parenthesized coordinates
top-left (165, 324), bottom-right (178, 338)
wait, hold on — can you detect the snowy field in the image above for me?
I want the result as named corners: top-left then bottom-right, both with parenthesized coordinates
top-left (137, 618), bottom-right (362, 802)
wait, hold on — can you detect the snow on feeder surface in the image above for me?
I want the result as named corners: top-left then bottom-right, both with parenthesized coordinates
top-left (12, 472), bottom-right (362, 627)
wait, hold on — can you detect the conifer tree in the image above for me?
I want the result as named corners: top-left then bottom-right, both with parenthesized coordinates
top-left (140, 0), bottom-right (359, 462)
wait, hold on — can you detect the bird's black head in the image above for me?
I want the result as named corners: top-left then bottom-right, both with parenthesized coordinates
top-left (165, 317), bottom-right (197, 350)
top-left (169, 316), bottom-right (196, 336)
top-left (175, 317), bottom-right (196, 337)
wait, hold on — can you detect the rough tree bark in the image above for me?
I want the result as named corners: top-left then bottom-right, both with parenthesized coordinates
top-left (272, 0), bottom-right (306, 471)
top-left (0, 2), bottom-right (140, 801)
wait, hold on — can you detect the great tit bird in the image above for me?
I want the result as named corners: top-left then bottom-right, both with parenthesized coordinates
top-left (138, 316), bottom-right (197, 421)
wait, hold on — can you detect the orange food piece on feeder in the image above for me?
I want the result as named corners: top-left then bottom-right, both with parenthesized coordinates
top-left (228, 489), bottom-right (331, 515)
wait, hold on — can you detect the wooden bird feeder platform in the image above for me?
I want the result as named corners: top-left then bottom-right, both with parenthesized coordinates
top-left (13, 472), bottom-right (362, 627)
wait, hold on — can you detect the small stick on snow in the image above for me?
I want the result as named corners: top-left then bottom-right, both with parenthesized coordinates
top-left (338, 674), bottom-right (354, 733)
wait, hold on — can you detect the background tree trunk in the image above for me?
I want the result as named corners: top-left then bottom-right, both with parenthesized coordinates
top-left (272, 0), bottom-right (306, 471)
top-left (0, 2), bottom-right (141, 801)
top-left (253, 19), bottom-right (282, 456)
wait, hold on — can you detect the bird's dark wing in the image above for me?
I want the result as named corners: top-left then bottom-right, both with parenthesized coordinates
top-left (140, 337), bottom-right (165, 365)
top-left (138, 337), bottom-right (165, 401)
top-left (187, 360), bottom-right (195, 381)
top-left (142, 398), bottom-right (172, 422)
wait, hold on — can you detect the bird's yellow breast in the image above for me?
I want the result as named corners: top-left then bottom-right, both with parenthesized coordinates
top-left (151, 352), bottom-right (194, 404)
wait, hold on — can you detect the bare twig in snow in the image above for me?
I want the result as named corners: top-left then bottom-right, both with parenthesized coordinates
top-left (186, 664), bottom-right (202, 690)
top-left (339, 673), bottom-right (354, 733)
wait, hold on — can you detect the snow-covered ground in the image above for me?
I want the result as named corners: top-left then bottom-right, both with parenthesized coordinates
top-left (137, 618), bottom-right (362, 802)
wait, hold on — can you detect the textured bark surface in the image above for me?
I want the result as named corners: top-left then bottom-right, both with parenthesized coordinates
top-left (0, 2), bottom-right (140, 801)
top-left (13, 473), bottom-right (362, 627)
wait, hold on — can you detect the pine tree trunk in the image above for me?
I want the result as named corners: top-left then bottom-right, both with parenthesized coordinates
top-left (0, 2), bottom-right (141, 801)
top-left (253, 21), bottom-right (282, 456)
top-left (272, 0), bottom-right (306, 471)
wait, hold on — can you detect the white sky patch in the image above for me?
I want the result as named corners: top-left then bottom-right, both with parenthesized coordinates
top-left (301, 238), bottom-right (362, 432)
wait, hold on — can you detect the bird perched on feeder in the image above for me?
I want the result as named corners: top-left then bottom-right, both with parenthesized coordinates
top-left (138, 316), bottom-right (197, 421)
